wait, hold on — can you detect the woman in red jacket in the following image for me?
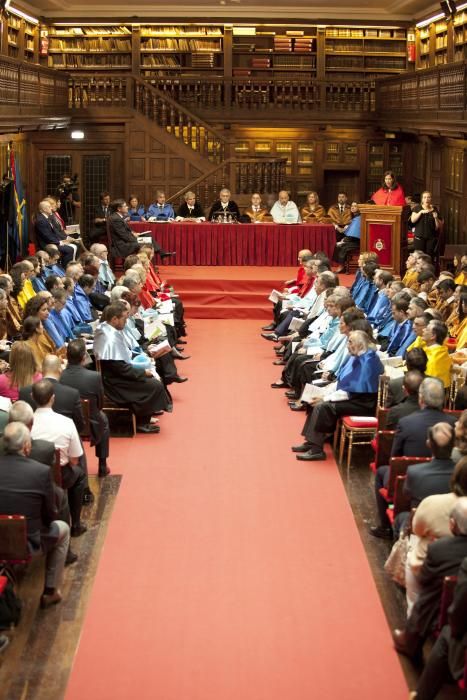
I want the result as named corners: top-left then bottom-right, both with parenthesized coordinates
top-left (372, 170), bottom-right (406, 206)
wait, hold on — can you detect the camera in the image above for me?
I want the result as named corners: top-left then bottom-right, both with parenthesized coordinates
top-left (57, 173), bottom-right (79, 199)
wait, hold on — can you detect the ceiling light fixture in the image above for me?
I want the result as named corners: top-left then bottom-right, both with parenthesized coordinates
top-left (4, 0), bottom-right (39, 24)
top-left (416, 12), bottom-right (445, 27)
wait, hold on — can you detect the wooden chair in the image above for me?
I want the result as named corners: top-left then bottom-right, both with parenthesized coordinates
top-left (437, 575), bottom-right (458, 634)
top-left (345, 251), bottom-right (359, 275)
top-left (0, 515), bottom-right (30, 567)
top-left (370, 429), bottom-right (396, 473)
top-left (52, 448), bottom-right (62, 488)
top-left (338, 415), bottom-right (378, 470)
top-left (447, 367), bottom-right (465, 410)
top-left (80, 397), bottom-right (92, 441)
top-left (106, 219), bottom-right (124, 274)
top-left (379, 455), bottom-right (428, 504)
top-left (377, 374), bottom-right (390, 410)
top-left (386, 475), bottom-right (411, 525)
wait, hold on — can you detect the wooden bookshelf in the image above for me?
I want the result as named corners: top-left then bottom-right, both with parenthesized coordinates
top-left (366, 140), bottom-right (406, 198)
top-left (45, 25), bottom-right (132, 70)
top-left (324, 27), bottom-right (407, 79)
top-left (1, 11), bottom-right (39, 63)
top-left (232, 28), bottom-right (316, 79)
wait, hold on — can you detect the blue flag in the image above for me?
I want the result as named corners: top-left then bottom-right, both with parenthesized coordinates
top-left (7, 143), bottom-right (28, 259)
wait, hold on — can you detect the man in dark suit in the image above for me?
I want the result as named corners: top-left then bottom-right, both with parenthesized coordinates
top-left (109, 199), bottom-right (174, 261)
top-left (385, 370), bottom-right (424, 430)
top-left (19, 354), bottom-right (94, 505)
top-left (404, 422), bottom-right (456, 508)
top-left (35, 200), bottom-right (75, 267)
top-left (61, 339), bottom-right (110, 477)
top-left (208, 188), bottom-right (241, 221)
top-left (0, 422), bottom-right (70, 608)
top-left (371, 377), bottom-right (457, 539)
top-left (413, 554), bottom-right (467, 699)
top-left (392, 497), bottom-right (467, 661)
top-left (89, 191), bottom-right (111, 244)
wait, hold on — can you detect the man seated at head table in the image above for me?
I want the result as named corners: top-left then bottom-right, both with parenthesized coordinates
top-left (208, 188), bottom-right (241, 221)
top-left (243, 193), bottom-right (272, 223)
top-left (176, 191), bottom-right (206, 221)
top-left (146, 190), bottom-right (175, 221)
top-left (300, 192), bottom-right (327, 223)
top-left (270, 190), bottom-right (301, 224)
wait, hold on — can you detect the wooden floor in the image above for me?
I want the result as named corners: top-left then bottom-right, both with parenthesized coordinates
top-left (0, 449), bottom-right (462, 699)
top-left (0, 475), bottom-right (121, 700)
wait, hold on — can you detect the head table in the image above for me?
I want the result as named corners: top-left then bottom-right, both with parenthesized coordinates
top-left (131, 221), bottom-right (335, 266)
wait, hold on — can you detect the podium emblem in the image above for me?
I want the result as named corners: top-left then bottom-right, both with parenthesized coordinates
top-left (374, 238), bottom-right (386, 252)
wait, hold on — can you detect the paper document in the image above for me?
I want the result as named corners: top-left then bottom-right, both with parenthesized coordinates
top-left (268, 289), bottom-right (282, 304)
top-left (289, 317), bottom-right (304, 332)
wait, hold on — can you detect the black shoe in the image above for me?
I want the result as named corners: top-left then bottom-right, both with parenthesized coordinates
top-left (291, 443), bottom-right (312, 453)
top-left (261, 333), bottom-right (278, 341)
top-left (271, 382), bottom-right (286, 388)
top-left (290, 403), bottom-right (306, 411)
top-left (71, 523), bottom-right (87, 538)
top-left (98, 464), bottom-right (111, 477)
top-left (160, 251), bottom-right (176, 258)
top-left (285, 391), bottom-right (297, 398)
top-left (174, 354), bottom-right (191, 360)
top-left (65, 550), bottom-right (78, 566)
top-left (262, 324), bottom-right (275, 331)
top-left (165, 404), bottom-right (173, 413)
top-left (137, 423), bottom-right (161, 433)
top-left (273, 360), bottom-right (286, 366)
top-left (172, 376), bottom-right (188, 383)
top-left (369, 526), bottom-right (393, 540)
top-left (82, 489), bottom-right (95, 506)
top-left (296, 450), bottom-right (326, 461)
top-left (177, 339), bottom-right (187, 345)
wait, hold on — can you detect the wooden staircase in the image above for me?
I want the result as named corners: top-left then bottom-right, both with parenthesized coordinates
top-left (68, 74), bottom-right (286, 201)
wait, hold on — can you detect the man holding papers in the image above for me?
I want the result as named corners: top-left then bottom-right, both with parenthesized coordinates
top-left (292, 330), bottom-right (383, 461)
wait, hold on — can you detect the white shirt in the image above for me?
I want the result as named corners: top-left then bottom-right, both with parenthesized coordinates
top-left (31, 407), bottom-right (83, 466)
top-left (270, 200), bottom-right (301, 224)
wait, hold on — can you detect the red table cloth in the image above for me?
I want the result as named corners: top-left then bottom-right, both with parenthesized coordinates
top-left (131, 222), bottom-right (335, 266)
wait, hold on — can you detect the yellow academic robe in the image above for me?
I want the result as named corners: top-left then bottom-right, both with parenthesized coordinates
top-left (456, 318), bottom-right (467, 350)
top-left (406, 336), bottom-right (427, 354)
top-left (402, 268), bottom-right (419, 290)
top-left (17, 279), bottom-right (36, 310)
top-left (455, 272), bottom-right (467, 286)
top-left (425, 344), bottom-right (452, 388)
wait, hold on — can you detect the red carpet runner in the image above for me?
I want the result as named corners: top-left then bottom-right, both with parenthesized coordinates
top-left (67, 319), bottom-right (407, 700)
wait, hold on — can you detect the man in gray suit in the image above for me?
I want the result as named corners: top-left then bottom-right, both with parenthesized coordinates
top-left (0, 422), bottom-right (70, 608)
top-left (60, 339), bottom-right (110, 477)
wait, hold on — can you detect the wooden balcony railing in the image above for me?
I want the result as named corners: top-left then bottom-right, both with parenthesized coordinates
top-left (0, 54), bottom-right (69, 114)
top-left (67, 73), bottom-right (377, 118)
top-left (166, 157), bottom-right (287, 207)
top-left (375, 62), bottom-right (467, 120)
top-left (68, 74), bottom-right (229, 163)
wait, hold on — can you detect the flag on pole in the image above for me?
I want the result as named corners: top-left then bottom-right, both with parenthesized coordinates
top-left (7, 142), bottom-right (28, 260)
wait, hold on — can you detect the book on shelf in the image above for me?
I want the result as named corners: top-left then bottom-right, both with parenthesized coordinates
top-left (140, 26), bottom-right (222, 36)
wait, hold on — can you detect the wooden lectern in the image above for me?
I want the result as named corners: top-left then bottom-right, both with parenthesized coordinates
top-left (359, 205), bottom-right (410, 276)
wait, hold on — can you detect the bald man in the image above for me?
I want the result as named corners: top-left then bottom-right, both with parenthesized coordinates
top-left (270, 191), bottom-right (301, 224)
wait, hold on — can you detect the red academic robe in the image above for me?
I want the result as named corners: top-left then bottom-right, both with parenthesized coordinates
top-left (372, 184), bottom-right (406, 206)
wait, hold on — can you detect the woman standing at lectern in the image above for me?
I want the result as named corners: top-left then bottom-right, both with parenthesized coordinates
top-left (371, 170), bottom-right (406, 206)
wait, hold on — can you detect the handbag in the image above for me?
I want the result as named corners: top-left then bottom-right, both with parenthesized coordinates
top-left (0, 573), bottom-right (21, 630)
top-left (384, 531), bottom-right (409, 587)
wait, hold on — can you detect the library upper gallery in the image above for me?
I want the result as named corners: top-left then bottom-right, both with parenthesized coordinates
top-left (19, 0), bottom-right (435, 22)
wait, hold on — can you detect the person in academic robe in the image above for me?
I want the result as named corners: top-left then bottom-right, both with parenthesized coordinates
top-left (90, 243), bottom-right (116, 290)
top-left (371, 170), bottom-right (406, 206)
top-left (93, 302), bottom-right (171, 433)
top-left (332, 202), bottom-right (361, 270)
top-left (127, 195), bottom-right (146, 222)
top-left (208, 188), bottom-right (241, 221)
top-left (243, 192), bottom-right (272, 223)
top-left (177, 191), bottom-right (205, 220)
top-left (270, 191), bottom-right (301, 224)
top-left (292, 330), bottom-right (384, 461)
top-left (300, 191), bottom-right (326, 224)
top-left (421, 319), bottom-right (452, 388)
top-left (401, 252), bottom-right (420, 290)
top-left (146, 190), bottom-right (175, 221)
top-left (327, 192), bottom-right (352, 241)
top-left (22, 317), bottom-right (59, 368)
